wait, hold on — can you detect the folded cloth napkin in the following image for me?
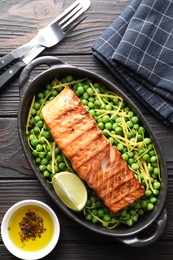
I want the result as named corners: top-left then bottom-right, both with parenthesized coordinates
top-left (91, 0), bottom-right (173, 127)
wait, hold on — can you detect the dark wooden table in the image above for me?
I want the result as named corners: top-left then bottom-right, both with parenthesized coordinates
top-left (0, 0), bottom-right (173, 259)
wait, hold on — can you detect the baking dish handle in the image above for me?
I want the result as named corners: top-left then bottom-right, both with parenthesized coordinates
top-left (117, 208), bottom-right (167, 247)
top-left (19, 56), bottom-right (66, 93)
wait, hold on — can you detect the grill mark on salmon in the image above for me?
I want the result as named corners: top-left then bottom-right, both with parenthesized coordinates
top-left (63, 125), bottom-right (102, 159)
top-left (110, 188), bottom-right (145, 213)
top-left (41, 86), bottom-right (144, 213)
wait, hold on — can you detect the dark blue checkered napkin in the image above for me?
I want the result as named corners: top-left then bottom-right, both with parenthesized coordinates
top-left (92, 0), bottom-right (173, 127)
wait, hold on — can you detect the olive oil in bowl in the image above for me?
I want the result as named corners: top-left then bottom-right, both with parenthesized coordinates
top-left (8, 205), bottom-right (54, 251)
top-left (1, 200), bottom-right (60, 260)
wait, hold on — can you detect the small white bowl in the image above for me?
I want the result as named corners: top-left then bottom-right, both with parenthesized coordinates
top-left (1, 200), bottom-right (60, 260)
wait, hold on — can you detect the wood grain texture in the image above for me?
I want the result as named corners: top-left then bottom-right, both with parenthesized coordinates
top-left (0, 0), bottom-right (131, 54)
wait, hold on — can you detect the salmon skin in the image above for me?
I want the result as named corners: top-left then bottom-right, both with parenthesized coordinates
top-left (41, 86), bottom-right (144, 213)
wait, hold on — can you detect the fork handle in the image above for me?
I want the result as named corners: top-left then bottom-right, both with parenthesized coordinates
top-left (0, 51), bottom-right (19, 70)
top-left (0, 60), bottom-right (25, 91)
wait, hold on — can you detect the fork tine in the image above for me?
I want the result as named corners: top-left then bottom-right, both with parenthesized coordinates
top-left (60, 6), bottom-right (88, 31)
top-left (50, 0), bottom-right (81, 25)
top-left (59, 3), bottom-right (82, 27)
top-left (64, 15), bottom-right (87, 34)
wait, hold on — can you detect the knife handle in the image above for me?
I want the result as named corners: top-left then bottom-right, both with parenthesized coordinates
top-left (0, 61), bottom-right (25, 91)
top-left (0, 52), bottom-right (18, 70)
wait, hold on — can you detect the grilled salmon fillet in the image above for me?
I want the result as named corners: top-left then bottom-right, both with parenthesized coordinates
top-left (41, 86), bottom-right (144, 213)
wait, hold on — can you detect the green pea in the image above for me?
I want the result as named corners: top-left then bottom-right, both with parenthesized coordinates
top-left (31, 139), bottom-right (38, 147)
top-left (126, 218), bottom-right (133, 226)
top-left (131, 116), bottom-right (139, 124)
top-left (94, 100), bottom-right (101, 107)
top-left (86, 88), bottom-right (94, 96)
top-left (36, 144), bottom-right (43, 152)
top-left (36, 157), bottom-right (41, 163)
top-left (51, 90), bottom-right (58, 97)
top-left (82, 99), bottom-right (88, 105)
top-left (128, 158), bottom-right (134, 165)
top-left (66, 75), bottom-right (73, 82)
top-left (59, 162), bottom-right (66, 170)
top-left (120, 209), bottom-right (127, 217)
top-left (147, 203), bottom-right (154, 211)
top-left (77, 86), bottom-right (84, 95)
top-left (138, 209), bottom-right (144, 215)
top-left (82, 92), bottom-right (89, 99)
top-left (95, 200), bottom-right (102, 208)
top-left (127, 111), bottom-right (134, 118)
top-left (115, 126), bottom-right (122, 134)
top-left (43, 170), bottom-right (50, 178)
top-left (153, 181), bottom-right (161, 190)
top-left (102, 129), bottom-right (109, 136)
top-left (150, 156), bottom-right (157, 163)
top-left (39, 165), bottom-right (46, 172)
top-left (126, 120), bottom-right (133, 128)
top-left (44, 89), bottom-right (50, 97)
top-left (117, 143), bottom-right (124, 151)
top-left (131, 214), bottom-right (138, 222)
top-left (105, 122), bottom-right (112, 130)
top-left (85, 213), bottom-right (92, 221)
top-left (42, 131), bottom-right (51, 140)
top-left (150, 197), bottom-right (157, 204)
top-left (34, 102), bottom-right (40, 110)
top-left (103, 214), bottom-right (111, 222)
top-left (131, 163), bottom-right (139, 171)
top-left (37, 92), bottom-right (44, 99)
top-left (137, 134), bottom-right (143, 141)
top-left (37, 120), bottom-right (44, 128)
top-left (56, 155), bottom-right (63, 163)
top-left (32, 150), bottom-right (38, 157)
top-left (97, 122), bottom-right (104, 130)
top-left (133, 202), bottom-right (140, 210)
top-left (142, 153), bottom-right (150, 162)
top-left (122, 153), bottom-right (128, 161)
top-left (46, 83), bottom-right (52, 90)
top-left (31, 108), bottom-right (36, 116)
top-left (153, 167), bottom-right (160, 175)
top-left (145, 189), bottom-right (152, 197)
top-left (89, 109), bottom-right (95, 117)
top-left (41, 158), bottom-right (49, 165)
top-left (97, 209), bottom-right (104, 217)
top-left (86, 199), bottom-right (92, 207)
top-left (138, 126), bottom-right (145, 134)
top-left (102, 115), bottom-right (110, 123)
top-left (34, 115), bottom-right (42, 122)
top-left (148, 165), bottom-right (154, 173)
top-left (133, 123), bottom-right (139, 130)
top-left (143, 138), bottom-right (151, 145)
top-left (38, 153), bottom-right (45, 159)
top-left (141, 200), bottom-right (147, 208)
top-left (92, 217), bottom-right (98, 223)
top-left (105, 104), bottom-right (112, 110)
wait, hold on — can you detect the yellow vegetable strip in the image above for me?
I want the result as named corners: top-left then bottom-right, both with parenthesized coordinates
top-left (26, 96), bottom-right (35, 135)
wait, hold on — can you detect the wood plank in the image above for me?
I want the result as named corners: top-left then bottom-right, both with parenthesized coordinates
top-left (1, 240), bottom-right (173, 260)
top-left (0, 0), bottom-right (131, 55)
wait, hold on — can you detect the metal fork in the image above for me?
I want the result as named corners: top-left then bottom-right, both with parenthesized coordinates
top-left (0, 0), bottom-right (91, 70)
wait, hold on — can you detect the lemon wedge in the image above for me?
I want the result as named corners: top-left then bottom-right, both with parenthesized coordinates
top-left (52, 172), bottom-right (87, 212)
